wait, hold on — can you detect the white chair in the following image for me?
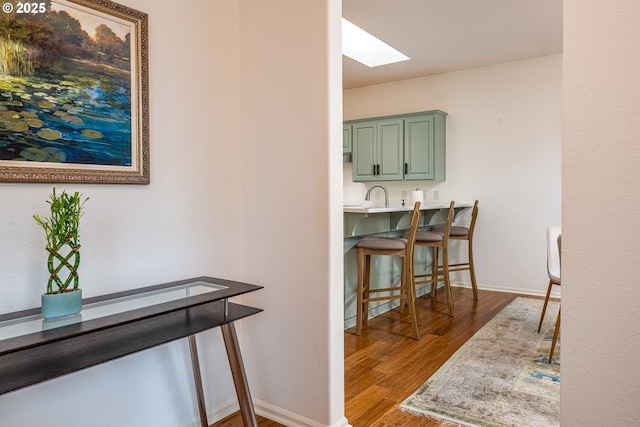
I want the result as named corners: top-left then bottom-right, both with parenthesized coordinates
top-left (538, 226), bottom-right (561, 362)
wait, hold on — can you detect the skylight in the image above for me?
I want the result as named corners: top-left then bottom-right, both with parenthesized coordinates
top-left (342, 18), bottom-right (410, 67)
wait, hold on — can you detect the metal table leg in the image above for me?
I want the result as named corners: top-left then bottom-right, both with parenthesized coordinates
top-left (188, 335), bottom-right (209, 427)
top-left (221, 322), bottom-right (258, 427)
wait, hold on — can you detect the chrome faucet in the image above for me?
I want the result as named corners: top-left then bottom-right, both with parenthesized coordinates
top-left (365, 185), bottom-right (389, 208)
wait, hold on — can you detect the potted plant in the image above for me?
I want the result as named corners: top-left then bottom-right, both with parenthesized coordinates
top-left (33, 188), bottom-right (89, 318)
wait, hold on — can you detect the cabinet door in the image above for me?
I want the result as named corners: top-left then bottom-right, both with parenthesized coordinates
top-left (343, 124), bottom-right (352, 154)
top-left (404, 114), bottom-right (435, 180)
top-left (352, 121), bottom-right (377, 181)
top-left (377, 118), bottom-right (404, 181)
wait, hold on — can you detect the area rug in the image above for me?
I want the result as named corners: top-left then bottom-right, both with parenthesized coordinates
top-left (399, 297), bottom-right (560, 427)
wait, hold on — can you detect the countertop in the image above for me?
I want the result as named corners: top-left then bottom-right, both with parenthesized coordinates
top-left (343, 202), bottom-right (471, 214)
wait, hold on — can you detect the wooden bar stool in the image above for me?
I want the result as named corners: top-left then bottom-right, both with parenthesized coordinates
top-left (432, 200), bottom-right (479, 301)
top-left (356, 202), bottom-right (421, 339)
top-left (413, 200), bottom-right (456, 316)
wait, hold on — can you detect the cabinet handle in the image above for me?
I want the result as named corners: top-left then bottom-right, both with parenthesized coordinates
top-left (376, 164), bottom-right (380, 175)
top-left (372, 164), bottom-right (376, 175)
top-left (404, 163), bottom-right (408, 174)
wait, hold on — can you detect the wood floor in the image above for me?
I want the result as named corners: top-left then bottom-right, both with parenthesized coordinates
top-left (212, 287), bottom-right (520, 426)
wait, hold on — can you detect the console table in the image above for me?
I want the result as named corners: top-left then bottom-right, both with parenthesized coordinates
top-left (0, 276), bottom-right (263, 427)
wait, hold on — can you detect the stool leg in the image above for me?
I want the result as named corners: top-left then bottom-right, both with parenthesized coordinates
top-left (356, 248), bottom-right (365, 335)
top-left (468, 238), bottom-right (478, 300)
top-left (430, 247), bottom-right (438, 297)
top-left (404, 257), bottom-right (420, 340)
top-left (442, 245), bottom-right (454, 316)
top-left (363, 254), bottom-right (371, 323)
top-left (399, 257), bottom-right (406, 314)
top-left (410, 250), bottom-right (422, 327)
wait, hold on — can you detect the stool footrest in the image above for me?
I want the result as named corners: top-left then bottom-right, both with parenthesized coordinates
top-left (367, 286), bottom-right (404, 294)
top-left (364, 294), bottom-right (406, 303)
top-left (448, 262), bottom-right (470, 267)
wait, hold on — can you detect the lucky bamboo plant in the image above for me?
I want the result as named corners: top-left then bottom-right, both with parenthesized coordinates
top-left (33, 188), bottom-right (89, 295)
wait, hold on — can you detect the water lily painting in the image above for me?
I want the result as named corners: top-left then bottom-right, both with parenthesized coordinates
top-left (0, 0), bottom-right (148, 184)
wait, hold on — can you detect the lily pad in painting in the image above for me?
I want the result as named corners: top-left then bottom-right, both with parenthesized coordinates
top-left (3, 120), bottom-right (29, 132)
top-left (25, 118), bottom-right (44, 128)
top-left (0, 110), bottom-right (19, 120)
top-left (81, 129), bottom-right (103, 139)
top-left (60, 114), bottom-right (84, 125)
top-left (19, 146), bottom-right (66, 162)
top-left (37, 128), bottom-right (63, 140)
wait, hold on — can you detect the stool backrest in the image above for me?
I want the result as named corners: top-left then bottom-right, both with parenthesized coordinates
top-left (405, 201), bottom-right (422, 260)
top-left (468, 200), bottom-right (479, 238)
top-left (441, 200), bottom-right (456, 245)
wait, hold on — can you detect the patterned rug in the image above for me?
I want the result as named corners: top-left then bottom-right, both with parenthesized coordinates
top-left (400, 297), bottom-right (560, 427)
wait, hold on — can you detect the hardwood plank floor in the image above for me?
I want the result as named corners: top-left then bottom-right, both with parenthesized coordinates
top-left (211, 287), bottom-right (520, 426)
top-left (345, 287), bottom-right (519, 427)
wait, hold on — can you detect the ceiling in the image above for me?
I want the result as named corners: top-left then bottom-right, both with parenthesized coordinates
top-left (342, 0), bottom-right (563, 90)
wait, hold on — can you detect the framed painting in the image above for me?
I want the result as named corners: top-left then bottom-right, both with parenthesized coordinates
top-left (0, 0), bottom-right (149, 184)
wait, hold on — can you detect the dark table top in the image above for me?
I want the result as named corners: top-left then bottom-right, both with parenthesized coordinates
top-left (0, 276), bottom-right (263, 395)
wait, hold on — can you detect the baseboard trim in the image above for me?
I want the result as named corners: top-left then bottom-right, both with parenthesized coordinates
top-left (452, 282), bottom-right (561, 299)
top-left (180, 399), bottom-right (351, 427)
top-left (255, 399), bottom-right (351, 427)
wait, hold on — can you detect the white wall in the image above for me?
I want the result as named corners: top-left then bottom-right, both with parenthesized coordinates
top-left (0, 1), bottom-right (345, 426)
top-left (236, 1), bottom-right (346, 426)
top-left (563, 1), bottom-right (640, 424)
top-left (0, 2), bottom-right (243, 425)
top-left (343, 54), bottom-right (562, 295)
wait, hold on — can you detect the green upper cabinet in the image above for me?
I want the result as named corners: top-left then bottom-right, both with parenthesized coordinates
top-left (343, 124), bottom-right (352, 154)
top-left (404, 112), bottom-right (446, 181)
top-left (352, 118), bottom-right (404, 181)
top-left (378, 119), bottom-right (404, 180)
top-left (352, 120), bottom-right (377, 181)
top-left (347, 110), bottom-right (446, 182)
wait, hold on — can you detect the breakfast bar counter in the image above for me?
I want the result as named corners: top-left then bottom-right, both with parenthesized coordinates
top-left (343, 202), bottom-right (473, 329)
top-left (343, 202), bottom-right (465, 214)
top-left (344, 202), bottom-right (472, 239)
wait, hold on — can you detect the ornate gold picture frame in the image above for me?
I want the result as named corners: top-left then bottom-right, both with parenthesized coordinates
top-left (0, 0), bottom-right (149, 184)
